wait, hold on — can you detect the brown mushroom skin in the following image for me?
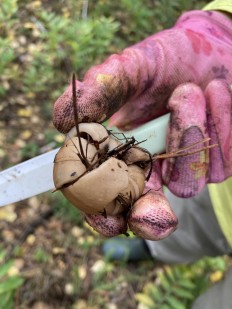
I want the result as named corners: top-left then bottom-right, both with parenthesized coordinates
top-left (60, 157), bottom-right (130, 215)
top-left (53, 123), bottom-right (147, 216)
top-left (53, 136), bottom-right (98, 189)
top-left (119, 165), bottom-right (146, 204)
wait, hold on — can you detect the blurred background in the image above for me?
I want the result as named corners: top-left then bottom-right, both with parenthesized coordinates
top-left (1, 0), bottom-right (231, 308)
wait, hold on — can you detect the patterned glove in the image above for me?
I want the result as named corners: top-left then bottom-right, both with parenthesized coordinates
top-left (53, 10), bottom-right (232, 239)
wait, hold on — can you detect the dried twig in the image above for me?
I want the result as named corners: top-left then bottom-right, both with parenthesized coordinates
top-left (71, 73), bottom-right (90, 168)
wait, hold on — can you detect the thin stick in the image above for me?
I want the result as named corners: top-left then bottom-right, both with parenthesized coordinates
top-left (174, 137), bottom-right (211, 154)
top-left (107, 137), bottom-right (136, 156)
top-left (145, 150), bottom-right (153, 181)
top-left (71, 73), bottom-right (90, 167)
top-left (154, 144), bottom-right (218, 160)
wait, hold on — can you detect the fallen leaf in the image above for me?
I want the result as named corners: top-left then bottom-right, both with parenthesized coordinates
top-left (91, 260), bottom-right (105, 273)
top-left (107, 304), bottom-right (117, 309)
top-left (77, 237), bottom-right (85, 245)
top-left (26, 1), bottom-right (42, 9)
top-left (65, 283), bottom-right (74, 295)
top-left (2, 230), bottom-right (15, 242)
top-left (15, 138), bottom-right (26, 148)
top-left (54, 134), bottom-right (65, 143)
top-left (24, 22), bottom-right (36, 29)
top-left (26, 92), bottom-right (36, 98)
top-left (0, 205), bottom-right (17, 222)
top-left (137, 304), bottom-right (150, 309)
top-left (28, 196), bottom-right (40, 209)
top-left (0, 149), bottom-right (6, 157)
top-left (17, 108), bottom-right (32, 117)
top-left (31, 115), bottom-right (40, 123)
top-left (72, 299), bottom-right (87, 309)
top-left (210, 270), bottom-right (223, 283)
top-left (8, 265), bottom-right (20, 276)
top-left (14, 259), bottom-right (25, 271)
top-left (78, 266), bottom-right (87, 279)
top-left (52, 247), bottom-right (65, 255)
top-left (57, 259), bottom-right (66, 270)
top-left (86, 235), bottom-right (95, 245)
top-left (32, 302), bottom-right (52, 309)
top-left (26, 234), bottom-right (36, 245)
top-left (71, 226), bottom-right (84, 238)
top-left (20, 130), bottom-right (32, 140)
top-left (135, 293), bottom-right (155, 308)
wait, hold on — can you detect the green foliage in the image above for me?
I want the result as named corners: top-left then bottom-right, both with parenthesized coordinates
top-left (136, 256), bottom-right (227, 309)
top-left (0, 38), bottom-right (15, 78)
top-left (21, 10), bottom-right (119, 92)
top-left (19, 129), bottom-right (64, 160)
top-left (0, 0), bottom-right (209, 124)
top-left (150, 0), bottom-right (209, 32)
top-left (0, 0), bottom-right (18, 24)
top-left (0, 0), bottom-right (121, 124)
top-left (90, 0), bottom-right (209, 45)
top-left (0, 249), bottom-right (24, 309)
top-left (33, 247), bottom-right (50, 263)
top-left (52, 191), bottom-right (83, 225)
top-left (20, 142), bottom-right (40, 159)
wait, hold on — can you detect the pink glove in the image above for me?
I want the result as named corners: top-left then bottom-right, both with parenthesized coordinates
top-left (53, 10), bottom-right (232, 239)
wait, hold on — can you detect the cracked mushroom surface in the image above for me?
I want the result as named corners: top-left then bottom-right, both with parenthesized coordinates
top-left (53, 123), bottom-right (148, 214)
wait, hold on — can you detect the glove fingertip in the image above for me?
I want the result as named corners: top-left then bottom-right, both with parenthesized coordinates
top-left (85, 214), bottom-right (127, 238)
top-left (128, 191), bottom-right (178, 241)
top-left (162, 126), bottom-right (208, 198)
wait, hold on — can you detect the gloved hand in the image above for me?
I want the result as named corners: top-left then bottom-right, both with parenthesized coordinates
top-left (53, 10), bottom-right (232, 239)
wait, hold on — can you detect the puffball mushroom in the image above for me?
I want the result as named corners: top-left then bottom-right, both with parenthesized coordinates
top-left (53, 123), bottom-right (148, 216)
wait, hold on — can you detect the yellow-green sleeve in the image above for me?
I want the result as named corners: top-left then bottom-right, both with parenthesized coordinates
top-left (204, 0), bottom-right (232, 248)
top-left (203, 0), bottom-right (232, 14)
top-left (208, 179), bottom-right (232, 248)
